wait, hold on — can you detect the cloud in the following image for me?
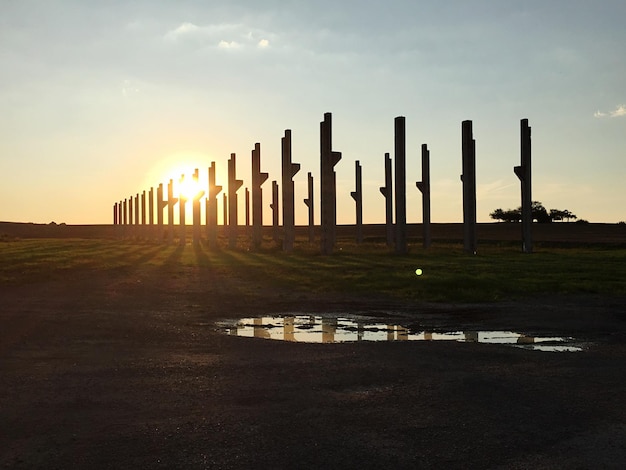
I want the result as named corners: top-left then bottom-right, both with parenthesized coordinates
top-left (611, 105), bottom-right (626, 117)
top-left (218, 40), bottom-right (240, 49)
top-left (164, 22), bottom-right (275, 51)
top-left (163, 22), bottom-right (201, 41)
top-left (594, 104), bottom-right (626, 118)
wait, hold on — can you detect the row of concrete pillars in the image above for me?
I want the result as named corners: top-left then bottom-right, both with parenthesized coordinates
top-left (113, 115), bottom-right (533, 254)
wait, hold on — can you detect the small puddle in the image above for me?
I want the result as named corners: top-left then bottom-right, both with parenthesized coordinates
top-left (218, 315), bottom-right (583, 352)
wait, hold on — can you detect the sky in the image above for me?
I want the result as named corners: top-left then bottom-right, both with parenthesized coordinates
top-left (1, 0), bottom-right (625, 225)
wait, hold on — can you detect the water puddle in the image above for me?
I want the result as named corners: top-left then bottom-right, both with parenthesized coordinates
top-left (218, 315), bottom-right (583, 352)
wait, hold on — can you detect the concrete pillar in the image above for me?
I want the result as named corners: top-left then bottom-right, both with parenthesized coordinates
top-left (228, 154), bottom-right (243, 249)
top-left (514, 119), bottom-right (532, 253)
top-left (379, 153), bottom-right (393, 247)
top-left (304, 172), bottom-right (314, 243)
top-left (118, 201), bottom-right (123, 238)
top-left (167, 179), bottom-right (177, 244)
top-left (270, 180), bottom-right (280, 243)
top-left (245, 187), bottom-right (250, 237)
top-left (223, 194), bottom-right (228, 227)
top-left (251, 143), bottom-right (268, 249)
top-left (123, 199), bottom-right (128, 238)
top-left (148, 188), bottom-right (154, 225)
top-left (351, 160), bottom-right (363, 243)
top-left (320, 112), bottom-right (342, 254)
top-left (157, 183), bottom-right (166, 241)
top-left (178, 175), bottom-right (187, 246)
top-left (128, 195), bottom-right (134, 238)
top-left (416, 144), bottom-right (431, 249)
top-left (394, 117), bottom-right (407, 254)
top-left (113, 203), bottom-right (118, 225)
top-left (282, 129), bottom-right (301, 251)
top-left (206, 162), bottom-right (223, 249)
top-left (134, 194), bottom-right (140, 226)
top-left (141, 190), bottom-right (146, 225)
top-left (461, 120), bottom-right (477, 254)
top-left (192, 168), bottom-right (204, 246)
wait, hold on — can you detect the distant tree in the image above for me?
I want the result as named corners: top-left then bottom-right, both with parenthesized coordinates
top-left (531, 201), bottom-right (551, 223)
top-left (490, 208), bottom-right (521, 222)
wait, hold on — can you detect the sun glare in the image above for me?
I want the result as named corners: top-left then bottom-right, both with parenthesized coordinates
top-left (177, 173), bottom-right (204, 202)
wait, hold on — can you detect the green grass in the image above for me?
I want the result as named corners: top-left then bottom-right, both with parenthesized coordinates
top-left (1, 237), bottom-right (625, 302)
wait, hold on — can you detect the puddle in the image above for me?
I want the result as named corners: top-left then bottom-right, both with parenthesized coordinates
top-left (218, 315), bottom-right (584, 352)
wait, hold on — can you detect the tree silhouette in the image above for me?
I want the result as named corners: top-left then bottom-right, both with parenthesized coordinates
top-left (491, 201), bottom-right (577, 223)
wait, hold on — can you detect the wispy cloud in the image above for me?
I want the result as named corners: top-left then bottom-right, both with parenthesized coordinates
top-left (594, 104), bottom-right (626, 118)
top-left (164, 22), bottom-right (273, 50)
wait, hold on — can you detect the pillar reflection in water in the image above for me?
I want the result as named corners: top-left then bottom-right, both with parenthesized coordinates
top-left (322, 317), bottom-right (337, 343)
top-left (284, 316), bottom-right (295, 342)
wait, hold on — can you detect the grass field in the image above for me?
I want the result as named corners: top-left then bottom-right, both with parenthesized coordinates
top-left (1, 237), bottom-right (624, 302)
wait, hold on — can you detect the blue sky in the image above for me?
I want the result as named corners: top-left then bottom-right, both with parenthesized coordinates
top-left (1, 0), bottom-right (625, 224)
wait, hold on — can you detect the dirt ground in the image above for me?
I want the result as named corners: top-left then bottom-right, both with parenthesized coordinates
top-left (1, 260), bottom-right (625, 469)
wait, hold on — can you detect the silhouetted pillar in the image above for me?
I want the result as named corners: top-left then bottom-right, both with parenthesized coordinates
top-left (223, 194), bottom-right (228, 227)
top-left (282, 129), bottom-right (301, 251)
top-left (320, 112), bottom-right (342, 254)
top-left (178, 175), bottom-right (187, 246)
top-left (514, 119), bottom-right (532, 254)
top-left (206, 162), bottom-right (222, 249)
top-left (148, 187), bottom-right (154, 240)
top-left (461, 120), bottom-right (477, 254)
top-left (228, 153), bottom-right (243, 249)
top-left (118, 201), bottom-right (123, 238)
top-left (113, 203), bottom-right (118, 225)
top-left (245, 187), bottom-right (250, 237)
top-left (157, 183), bottom-right (166, 241)
top-left (304, 172), bottom-right (314, 243)
top-left (351, 160), bottom-right (363, 243)
top-left (270, 180), bottom-right (279, 243)
top-left (192, 169), bottom-right (204, 246)
top-left (141, 191), bottom-right (146, 225)
top-left (167, 179), bottom-right (177, 244)
top-left (128, 195), bottom-right (134, 238)
top-left (122, 199), bottom-right (128, 238)
top-left (134, 194), bottom-right (140, 227)
top-left (394, 117), bottom-right (407, 254)
top-left (416, 144), bottom-right (431, 249)
top-left (379, 153), bottom-right (393, 247)
top-left (251, 143), bottom-right (268, 249)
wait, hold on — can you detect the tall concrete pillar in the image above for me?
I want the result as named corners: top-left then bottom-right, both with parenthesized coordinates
top-left (282, 129), bottom-right (301, 251)
top-left (178, 175), bottom-right (187, 246)
top-left (245, 187), bottom-right (250, 237)
top-left (118, 201), bottom-right (123, 238)
top-left (251, 143), bottom-right (268, 249)
top-left (461, 120), bottom-right (477, 254)
top-left (123, 199), bottom-right (128, 237)
top-left (228, 153), bottom-right (243, 249)
top-left (141, 190), bottom-right (146, 225)
top-left (128, 195), bottom-right (134, 238)
top-left (167, 179), bottom-right (177, 245)
top-left (113, 203), bottom-right (118, 225)
top-left (157, 183), bottom-right (166, 241)
top-left (140, 190), bottom-right (146, 239)
top-left (379, 153), bottom-right (393, 247)
top-left (206, 162), bottom-right (222, 249)
top-left (416, 144), bottom-right (431, 249)
top-left (394, 117), bottom-right (407, 254)
top-left (351, 160), bottom-right (363, 244)
top-left (134, 194), bottom-right (140, 226)
top-left (304, 172), bottom-right (314, 243)
top-left (270, 180), bottom-right (280, 243)
top-left (148, 188), bottom-right (154, 224)
top-left (223, 194), bottom-right (228, 227)
top-left (514, 119), bottom-right (532, 253)
top-left (192, 168), bottom-right (204, 246)
top-left (320, 112), bottom-right (342, 254)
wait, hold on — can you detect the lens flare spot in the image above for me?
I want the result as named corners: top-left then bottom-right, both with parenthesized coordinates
top-left (415, 268), bottom-right (423, 276)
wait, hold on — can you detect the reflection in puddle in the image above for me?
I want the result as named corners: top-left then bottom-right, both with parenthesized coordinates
top-left (220, 315), bottom-right (583, 352)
